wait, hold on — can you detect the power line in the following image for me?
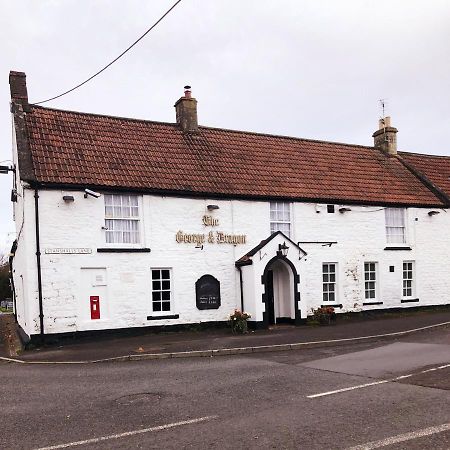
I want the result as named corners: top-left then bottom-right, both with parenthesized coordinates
top-left (32, 0), bottom-right (182, 105)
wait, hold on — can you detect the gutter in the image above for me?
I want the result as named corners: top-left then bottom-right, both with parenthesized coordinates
top-left (34, 188), bottom-right (44, 341)
top-left (32, 182), bottom-right (447, 210)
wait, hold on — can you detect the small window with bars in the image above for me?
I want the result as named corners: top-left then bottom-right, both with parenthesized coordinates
top-left (151, 269), bottom-right (172, 312)
top-left (364, 262), bottom-right (377, 299)
top-left (385, 208), bottom-right (406, 244)
top-left (402, 261), bottom-right (414, 298)
top-left (270, 202), bottom-right (291, 237)
top-left (104, 194), bottom-right (140, 244)
top-left (322, 263), bottom-right (337, 302)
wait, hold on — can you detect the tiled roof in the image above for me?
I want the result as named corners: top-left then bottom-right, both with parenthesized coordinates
top-left (400, 152), bottom-right (450, 200)
top-left (22, 106), bottom-right (447, 207)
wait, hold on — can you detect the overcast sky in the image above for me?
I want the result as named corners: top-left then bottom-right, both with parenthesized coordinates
top-left (1, 0), bottom-right (450, 253)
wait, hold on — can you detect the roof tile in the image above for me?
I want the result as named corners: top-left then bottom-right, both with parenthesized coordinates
top-left (23, 106), bottom-right (446, 207)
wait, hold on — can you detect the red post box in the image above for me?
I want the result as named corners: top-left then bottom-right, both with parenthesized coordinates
top-left (90, 296), bottom-right (100, 320)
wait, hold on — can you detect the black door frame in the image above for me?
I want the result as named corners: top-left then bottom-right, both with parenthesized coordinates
top-left (266, 270), bottom-right (275, 325)
top-left (261, 255), bottom-right (302, 327)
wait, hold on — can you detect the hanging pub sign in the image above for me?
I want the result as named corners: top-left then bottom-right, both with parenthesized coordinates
top-left (196, 275), bottom-right (221, 310)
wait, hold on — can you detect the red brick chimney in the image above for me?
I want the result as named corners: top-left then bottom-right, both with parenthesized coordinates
top-left (9, 71), bottom-right (29, 110)
top-left (174, 86), bottom-right (198, 133)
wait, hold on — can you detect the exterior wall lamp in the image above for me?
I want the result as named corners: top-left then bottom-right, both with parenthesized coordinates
top-left (428, 210), bottom-right (440, 216)
top-left (63, 195), bottom-right (75, 202)
top-left (207, 204), bottom-right (219, 211)
top-left (339, 207), bottom-right (351, 213)
top-left (0, 165), bottom-right (15, 174)
top-left (278, 242), bottom-right (289, 257)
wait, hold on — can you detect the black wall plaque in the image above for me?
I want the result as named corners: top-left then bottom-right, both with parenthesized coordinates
top-left (196, 275), bottom-right (221, 310)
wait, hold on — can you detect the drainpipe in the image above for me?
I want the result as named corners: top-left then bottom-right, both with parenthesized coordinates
top-left (238, 266), bottom-right (244, 312)
top-left (34, 188), bottom-right (44, 341)
top-left (8, 240), bottom-right (18, 321)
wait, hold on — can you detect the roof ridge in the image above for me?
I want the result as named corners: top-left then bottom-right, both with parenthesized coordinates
top-left (29, 105), bottom-right (178, 128)
top-left (396, 154), bottom-right (450, 206)
top-left (30, 105), bottom-right (377, 150)
top-left (199, 124), bottom-right (377, 150)
top-left (399, 150), bottom-right (450, 159)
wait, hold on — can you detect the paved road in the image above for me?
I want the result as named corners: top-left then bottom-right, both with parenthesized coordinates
top-left (1, 326), bottom-right (449, 449)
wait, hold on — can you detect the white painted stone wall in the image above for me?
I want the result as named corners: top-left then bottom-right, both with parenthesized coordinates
top-left (12, 184), bottom-right (450, 337)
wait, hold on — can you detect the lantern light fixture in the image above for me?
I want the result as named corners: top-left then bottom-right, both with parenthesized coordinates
top-left (278, 242), bottom-right (289, 257)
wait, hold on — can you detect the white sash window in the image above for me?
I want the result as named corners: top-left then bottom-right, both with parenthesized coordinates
top-left (104, 194), bottom-right (140, 244)
top-left (364, 262), bottom-right (378, 300)
top-left (402, 261), bottom-right (415, 298)
top-left (385, 208), bottom-right (406, 244)
top-left (270, 201), bottom-right (291, 237)
top-left (322, 263), bottom-right (337, 302)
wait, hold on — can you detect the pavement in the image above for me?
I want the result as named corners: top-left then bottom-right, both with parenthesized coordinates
top-left (3, 307), bottom-right (449, 363)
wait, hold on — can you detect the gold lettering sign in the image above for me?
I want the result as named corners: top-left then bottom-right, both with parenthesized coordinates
top-left (176, 231), bottom-right (205, 245)
top-left (175, 214), bottom-right (246, 246)
top-left (176, 230), bottom-right (246, 246)
top-left (202, 215), bottom-right (219, 226)
top-left (215, 232), bottom-right (246, 245)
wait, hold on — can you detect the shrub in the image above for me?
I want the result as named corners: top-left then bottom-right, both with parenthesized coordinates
top-left (228, 309), bottom-right (251, 334)
top-left (312, 306), bottom-right (336, 325)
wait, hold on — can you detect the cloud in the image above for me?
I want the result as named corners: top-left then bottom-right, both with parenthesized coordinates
top-left (1, 0), bottom-right (449, 242)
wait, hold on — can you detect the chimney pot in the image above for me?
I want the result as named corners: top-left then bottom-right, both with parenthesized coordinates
top-left (174, 85), bottom-right (198, 133)
top-left (379, 116), bottom-right (391, 129)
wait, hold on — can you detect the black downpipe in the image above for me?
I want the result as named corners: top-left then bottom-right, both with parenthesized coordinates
top-left (238, 266), bottom-right (244, 312)
top-left (34, 189), bottom-right (44, 340)
top-left (8, 240), bottom-right (18, 321)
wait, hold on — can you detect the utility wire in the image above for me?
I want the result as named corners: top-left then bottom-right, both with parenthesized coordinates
top-left (32, 0), bottom-right (182, 105)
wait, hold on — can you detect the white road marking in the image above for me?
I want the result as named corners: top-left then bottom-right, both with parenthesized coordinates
top-left (347, 422), bottom-right (450, 449)
top-left (34, 415), bottom-right (218, 450)
top-left (307, 362), bottom-right (450, 398)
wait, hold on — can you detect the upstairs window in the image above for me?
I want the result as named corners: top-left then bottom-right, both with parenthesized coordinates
top-left (270, 201), bottom-right (291, 237)
top-left (104, 194), bottom-right (140, 244)
top-left (385, 208), bottom-right (406, 244)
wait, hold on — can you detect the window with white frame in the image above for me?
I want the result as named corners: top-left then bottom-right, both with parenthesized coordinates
top-left (385, 208), bottom-right (406, 244)
top-left (270, 201), bottom-right (291, 237)
top-left (364, 262), bottom-right (378, 300)
top-left (322, 263), bottom-right (337, 302)
top-left (104, 194), bottom-right (140, 244)
top-left (151, 269), bottom-right (172, 312)
top-left (402, 261), bottom-right (415, 298)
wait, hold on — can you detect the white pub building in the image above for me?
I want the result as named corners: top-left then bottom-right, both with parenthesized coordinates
top-left (7, 71), bottom-right (450, 342)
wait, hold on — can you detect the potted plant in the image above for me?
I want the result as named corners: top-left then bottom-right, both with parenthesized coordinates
top-left (312, 306), bottom-right (336, 325)
top-left (228, 309), bottom-right (251, 334)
